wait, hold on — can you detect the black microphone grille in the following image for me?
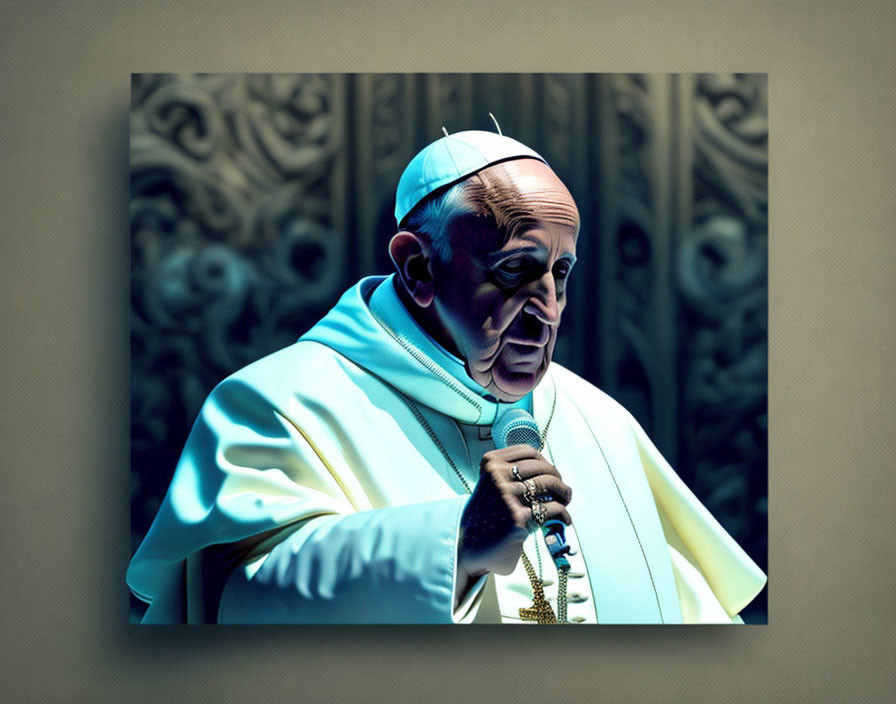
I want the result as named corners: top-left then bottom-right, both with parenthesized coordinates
top-left (493, 409), bottom-right (541, 450)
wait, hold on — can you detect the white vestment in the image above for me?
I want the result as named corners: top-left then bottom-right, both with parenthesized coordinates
top-left (127, 275), bottom-right (766, 623)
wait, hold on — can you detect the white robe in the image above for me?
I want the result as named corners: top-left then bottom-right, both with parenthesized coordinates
top-left (127, 275), bottom-right (766, 623)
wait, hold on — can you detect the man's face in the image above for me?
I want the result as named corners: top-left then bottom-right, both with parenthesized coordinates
top-left (428, 159), bottom-right (580, 402)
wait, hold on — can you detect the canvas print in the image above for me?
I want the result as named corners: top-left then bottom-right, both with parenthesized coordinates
top-left (129, 73), bottom-right (768, 624)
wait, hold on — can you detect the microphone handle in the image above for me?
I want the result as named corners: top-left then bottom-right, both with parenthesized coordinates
top-left (493, 409), bottom-right (571, 572)
top-left (541, 518), bottom-right (571, 573)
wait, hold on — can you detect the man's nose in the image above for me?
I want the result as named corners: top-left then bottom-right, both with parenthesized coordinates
top-left (522, 272), bottom-right (561, 326)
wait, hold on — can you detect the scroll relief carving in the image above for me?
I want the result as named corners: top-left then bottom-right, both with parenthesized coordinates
top-left (679, 74), bottom-right (768, 543)
top-left (131, 74), bottom-right (344, 537)
top-left (606, 74), bottom-right (658, 425)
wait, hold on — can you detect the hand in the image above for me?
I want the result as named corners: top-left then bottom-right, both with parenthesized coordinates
top-left (457, 445), bottom-right (572, 580)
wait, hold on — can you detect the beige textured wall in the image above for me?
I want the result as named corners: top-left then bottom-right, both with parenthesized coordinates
top-left (1, 1), bottom-right (894, 702)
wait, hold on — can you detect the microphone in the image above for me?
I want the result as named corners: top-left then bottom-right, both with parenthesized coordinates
top-left (492, 409), bottom-right (571, 573)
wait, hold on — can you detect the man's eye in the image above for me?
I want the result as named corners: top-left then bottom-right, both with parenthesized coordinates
top-left (492, 258), bottom-right (530, 285)
top-left (499, 258), bottom-right (528, 274)
top-left (553, 261), bottom-right (573, 280)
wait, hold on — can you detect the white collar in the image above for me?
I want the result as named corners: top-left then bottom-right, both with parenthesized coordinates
top-left (368, 277), bottom-right (532, 420)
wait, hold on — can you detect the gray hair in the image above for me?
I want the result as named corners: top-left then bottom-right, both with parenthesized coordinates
top-left (401, 180), bottom-right (471, 261)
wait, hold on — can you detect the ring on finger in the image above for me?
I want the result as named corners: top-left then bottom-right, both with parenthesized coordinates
top-left (522, 478), bottom-right (538, 505)
top-left (531, 500), bottom-right (547, 526)
top-left (511, 465), bottom-right (522, 482)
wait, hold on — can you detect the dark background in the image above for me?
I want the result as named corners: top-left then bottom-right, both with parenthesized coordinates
top-left (130, 73), bottom-right (768, 621)
top-left (2, 1), bottom-right (894, 702)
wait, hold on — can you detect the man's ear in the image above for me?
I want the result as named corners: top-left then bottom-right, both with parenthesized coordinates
top-left (388, 231), bottom-right (435, 307)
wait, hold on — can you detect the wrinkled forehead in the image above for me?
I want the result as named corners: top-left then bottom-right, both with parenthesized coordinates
top-left (459, 159), bottom-right (580, 243)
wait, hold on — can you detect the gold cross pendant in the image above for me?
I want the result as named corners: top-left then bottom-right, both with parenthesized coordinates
top-left (519, 595), bottom-right (557, 624)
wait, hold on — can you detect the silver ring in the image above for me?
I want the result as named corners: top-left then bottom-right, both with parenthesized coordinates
top-left (531, 501), bottom-right (547, 526)
top-left (511, 465), bottom-right (522, 482)
top-left (522, 478), bottom-right (538, 505)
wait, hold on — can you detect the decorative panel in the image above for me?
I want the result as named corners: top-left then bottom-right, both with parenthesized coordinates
top-left (354, 74), bottom-right (418, 276)
top-left (594, 74), bottom-right (666, 448)
top-left (678, 74), bottom-right (768, 571)
top-left (130, 73), bottom-right (348, 544)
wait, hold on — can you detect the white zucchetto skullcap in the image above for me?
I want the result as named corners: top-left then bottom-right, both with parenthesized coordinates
top-left (394, 130), bottom-right (547, 227)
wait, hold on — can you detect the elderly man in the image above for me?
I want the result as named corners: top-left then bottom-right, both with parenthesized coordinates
top-left (127, 129), bottom-right (766, 624)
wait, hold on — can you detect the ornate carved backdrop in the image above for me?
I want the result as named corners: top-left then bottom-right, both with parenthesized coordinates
top-left (131, 73), bottom-right (767, 618)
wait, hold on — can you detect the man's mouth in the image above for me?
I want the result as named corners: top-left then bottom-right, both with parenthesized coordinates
top-left (504, 321), bottom-right (551, 349)
top-left (508, 306), bottom-right (555, 345)
top-left (502, 342), bottom-right (545, 369)
top-left (474, 314), bottom-right (553, 372)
